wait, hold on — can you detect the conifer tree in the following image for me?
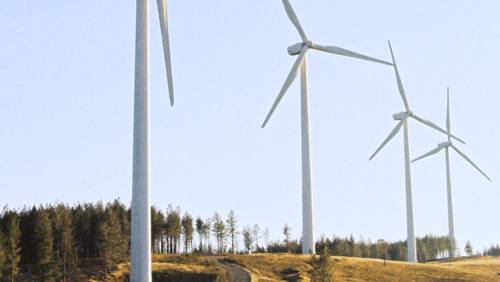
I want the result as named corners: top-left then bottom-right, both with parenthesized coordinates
top-left (98, 209), bottom-right (127, 276)
top-left (212, 212), bottom-right (226, 254)
top-left (73, 204), bottom-right (92, 260)
top-left (53, 204), bottom-right (77, 281)
top-left (242, 227), bottom-right (253, 254)
top-left (263, 228), bottom-right (270, 252)
top-left (19, 207), bottom-right (36, 265)
top-left (253, 224), bottom-right (260, 252)
top-left (202, 218), bottom-right (211, 254)
top-left (376, 239), bottom-right (389, 265)
top-left (314, 245), bottom-right (334, 282)
top-left (0, 224), bottom-right (5, 278)
top-left (151, 207), bottom-right (165, 253)
top-left (196, 217), bottom-right (204, 252)
top-left (226, 210), bottom-right (238, 254)
top-left (3, 211), bottom-right (21, 282)
top-left (166, 206), bottom-right (181, 254)
top-left (110, 199), bottom-right (130, 254)
top-left (465, 241), bottom-right (473, 257)
top-left (359, 238), bottom-right (370, 258)
top-left (34, 208), bottom-right (55, 281)
top-left (283, 223), bottom-right (292, 253)
top-left (181, 212), bottom-right (194, 253)
top-left (349, 235), bottom-right (360, 257)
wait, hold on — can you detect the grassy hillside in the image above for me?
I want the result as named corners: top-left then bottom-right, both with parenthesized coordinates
top-left (109, 254), bottom-right (500, 281)
top-left (230, 254), bottom-right (500, 281)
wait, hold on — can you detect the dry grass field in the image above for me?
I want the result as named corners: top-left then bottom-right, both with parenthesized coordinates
top-left (108, 254), bottom-right (500, 281)
top-left (231, 254), bottom-right (500, 281)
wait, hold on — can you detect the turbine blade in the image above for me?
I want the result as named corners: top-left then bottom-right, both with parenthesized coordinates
top-left (369, 120), bottom-right (404, 160)
top-left (157, 0), bottom-right (174, 106)
top-left (311, 44), bottom-right (393, 66)
top-left (447, 87), bottom-right (451, 139)
top-left (451, 144), bottom-right (491, 181)
top-left (410, 113), bottom-right (465, 144)
top-left (412, 146), bottom-right (443, 163)
top-left (282, 0), bottom-right (308, 42)
top-left (262, 48), bottom-right (308, 128)
top-left (388, 41), bottom-right (410, 111)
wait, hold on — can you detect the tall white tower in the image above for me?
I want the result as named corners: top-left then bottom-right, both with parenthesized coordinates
top-left (261, 0), bottom-right (392, 255)
top-left (131, 0), bottom-right (152, 281)
top-left (130, 0), bottom-right (174, 279)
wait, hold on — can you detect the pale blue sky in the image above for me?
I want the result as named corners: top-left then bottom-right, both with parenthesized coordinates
top-left (1, 1), bottom-right (498, 253)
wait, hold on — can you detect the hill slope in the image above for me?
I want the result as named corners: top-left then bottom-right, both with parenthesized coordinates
top-left (111, 254), bottom-right (500, 281)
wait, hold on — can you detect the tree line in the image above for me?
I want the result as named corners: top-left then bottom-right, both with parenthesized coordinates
top-left (0, 199), bottom-right (497, 280)
top-left (267, 230), bottom-right (455, 262)
top-left (483, 245), bottom-right (500, 256)
top-left (0, 200), bottom-right (129, 281)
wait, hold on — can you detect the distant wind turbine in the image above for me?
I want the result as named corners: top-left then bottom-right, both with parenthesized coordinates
top-left (368, 42), bottom-right (464, 263)
top-left (412, 87), bottom-right (491, 258)
top-left (262, 0), bottom-right (393, 255)
top-left (131, 0), bottom-right (174, 281)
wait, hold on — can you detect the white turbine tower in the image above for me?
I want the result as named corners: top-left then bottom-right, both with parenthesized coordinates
top-left (131, 0), bottom-right (174, 281)
top-left (412, 87), bottom-right (491, 258)
top-left (262, 0), bottom-right (393, 255)
top-left (368, 42), bottom-right (464, 263)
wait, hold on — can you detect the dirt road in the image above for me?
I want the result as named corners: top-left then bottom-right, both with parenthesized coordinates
top-left (217, 258), bottom-right (252, 282)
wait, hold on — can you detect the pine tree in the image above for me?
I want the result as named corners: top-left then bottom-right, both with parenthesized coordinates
top-left (338, 239), bottom-right (348, 256)
top-left (3, 211), bottom-right (21, 282)
top-left (196, 217), bottom-right (204, 252)
top-left (110, 199), bottom-right (130, 255)
top-left (226, 210), bottom-right (237, 254)
top-left (53, 205), bottom-right (77, 281)
top-left (151, 207), bottom-right (166, 253)
top-left (359, 238), bottom-right (369, 258)
top-left (263, 228), bottom-right (270, 252)
top-left (349, 235), bottom-right (360, 257)
top-left (98, 209), bottom-right (127, 276)
top-left (376, 239), bottom-right (389, 265)
top-left (181, 212), bottom-right (194, 253)
top-left (252, 224), bottom-right (260, 252)
top-left (242, 227), bottom-right (253, 254)
top-left (314, 245), bottom-right (334, 282)
top-left (73, 204), bottom-right (92, 260)
top-left (465, 241), bottom-right (473, 257)
top-left (166, 207), bottom-right (181, 254)
top-left (212, 212), bottom-right (226, 254)
top-left (18, 207), bottom-right (36, 266)
top-left (34, 208), bottom-right (55, 281)
top-left (202, 218), bottom-right (211, 254)
top-left (283, 223), bottom-right (292, 253)
top-left (0, 224), bottom-right (6, 278)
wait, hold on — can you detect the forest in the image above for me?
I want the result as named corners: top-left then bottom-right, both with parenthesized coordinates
top-left (0, 199), bottom-right (497, 280)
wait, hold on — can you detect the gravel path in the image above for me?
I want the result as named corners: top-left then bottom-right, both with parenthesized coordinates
top-left (217, 258), bottom-right (252, 282)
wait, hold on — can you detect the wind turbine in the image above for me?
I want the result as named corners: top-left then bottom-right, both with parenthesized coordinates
top-left (131, 0), bottom-right (174, 281)
top-left (262, 0), bottom-right (393, 255)
top-left (412, 87), bottom-right (491, 258)
top-left (368, 42), bottom-right (464, 263)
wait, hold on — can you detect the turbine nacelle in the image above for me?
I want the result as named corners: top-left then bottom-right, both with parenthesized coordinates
top-left (392, 111), bottom-right (412, 121)
top-left (287, 41), bottom-right (312, 55)
top-left (438, 141), bottom-right (452, 149)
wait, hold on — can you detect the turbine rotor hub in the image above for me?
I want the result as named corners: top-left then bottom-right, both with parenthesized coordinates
top-left (392, 111), bottom-right (409, 121)
top-left (438, 141), bottom-right (452, 148)
top-left (287, 41), bottom-right (312, 56)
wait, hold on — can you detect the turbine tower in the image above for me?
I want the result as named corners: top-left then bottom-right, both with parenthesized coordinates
top-left (412, 87), bottom-right (491, 258)
top-left (131, 0), bottom-right (174, 280)
top-left (369, 42), bottom-right (464, 263)
top-left (262, 0), bottom-right (392, 255)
